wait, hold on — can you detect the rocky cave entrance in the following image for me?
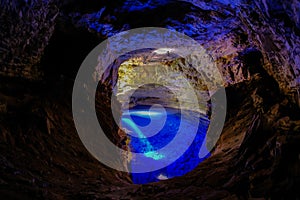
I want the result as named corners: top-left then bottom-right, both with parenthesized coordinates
top-left (97, 48), bottom-right (213, 184)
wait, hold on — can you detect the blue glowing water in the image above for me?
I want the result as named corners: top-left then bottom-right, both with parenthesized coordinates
top-left (121, 105), bottom-right (210, 184)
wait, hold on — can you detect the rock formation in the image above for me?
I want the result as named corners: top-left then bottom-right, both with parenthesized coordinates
top-left (0, 0), bottom-right (299, 199)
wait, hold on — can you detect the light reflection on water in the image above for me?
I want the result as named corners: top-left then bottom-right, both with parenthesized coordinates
top-left (121, 105), bottom-right (210, 184)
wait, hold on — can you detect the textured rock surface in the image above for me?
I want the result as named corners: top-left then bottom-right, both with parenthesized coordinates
top-left (0, 0), bottom-right (300, 199)
top-left (114, 54), bottom-right (210, 113)
top-left (240, 0), bottom-right (300, 95)
top-left (0, 0), bottom-right (59, 80)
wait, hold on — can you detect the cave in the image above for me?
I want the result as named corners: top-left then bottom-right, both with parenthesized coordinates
top-left (1, 0), bottom-right (300, 199)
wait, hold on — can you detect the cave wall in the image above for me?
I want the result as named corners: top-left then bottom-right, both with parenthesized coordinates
top-left (239, 0), bottom-right (300, 104)
top-left (0, 0), bottom-right (59, 80)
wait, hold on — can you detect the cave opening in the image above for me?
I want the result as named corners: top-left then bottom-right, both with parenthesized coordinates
top-left (105, 49), bottom-right (212, 184)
